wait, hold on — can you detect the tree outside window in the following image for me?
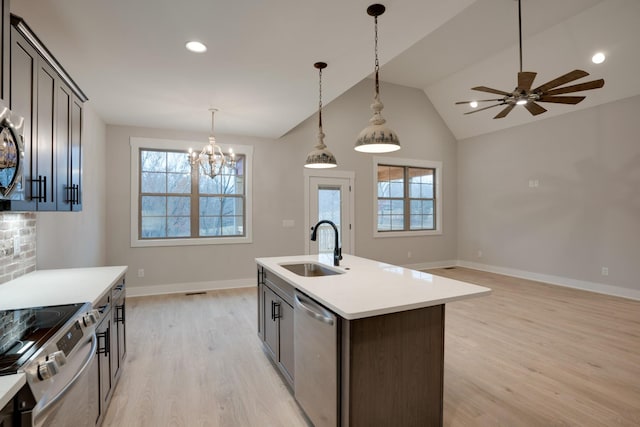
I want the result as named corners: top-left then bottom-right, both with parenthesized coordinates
top-left (139, 148), bottom-right (245, 240)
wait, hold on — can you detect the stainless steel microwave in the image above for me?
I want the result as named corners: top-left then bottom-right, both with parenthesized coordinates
top-left (0, 107), bottom-right (25, 199)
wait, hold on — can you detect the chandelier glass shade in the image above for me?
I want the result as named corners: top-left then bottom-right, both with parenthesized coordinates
top-left (305, 62), bottom-right (337, 169)
top-left (355, 4), bottom-right (400, 154)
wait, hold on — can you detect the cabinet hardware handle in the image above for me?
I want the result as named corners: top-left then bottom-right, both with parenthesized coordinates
top-left (270, 301), bottom-right (275, 321)
top-left (273, 302), bottom-right (281, 320)
top-left (97, 330), bottom-right (110, 355)
top-left (115, 305), bottom-right (125, 323)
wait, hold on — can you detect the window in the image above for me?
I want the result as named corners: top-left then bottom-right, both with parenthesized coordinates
top-left (373, 157), bottom-right (442, 237)
top-left (131, 138), bottom-right (253, 247)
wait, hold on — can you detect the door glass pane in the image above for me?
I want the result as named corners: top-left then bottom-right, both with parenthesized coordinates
top-left (317, 187), bottom-right (341, 254)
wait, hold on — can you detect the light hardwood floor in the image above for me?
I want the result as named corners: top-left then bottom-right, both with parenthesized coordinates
top-left (103, 269), bottom-right (640, 426)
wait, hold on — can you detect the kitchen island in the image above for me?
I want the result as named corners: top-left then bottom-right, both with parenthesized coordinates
top-left (256, 254), bottom-right (490, 426)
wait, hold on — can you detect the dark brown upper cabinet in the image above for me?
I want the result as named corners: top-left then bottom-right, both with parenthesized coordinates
top-left (0, 0), bottom-right (9, 108)
top-left (8, 14), bottom-right (87, 211)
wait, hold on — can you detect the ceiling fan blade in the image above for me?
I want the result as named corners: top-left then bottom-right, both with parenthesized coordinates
top-left (517, 72), bottom-right (537, 91)
top-left (524, 102), bottom-right (547, 116)
top-left (493, 104), bottom-right (515, 119)
top-left (544, 79), bottom-right (605, 96)
top-left (538, 96), bottom-right (586, 105)
top-left (472, 86), bottom-right (511, 96)
top-left (463, 103), bottom-right (505, 115)
top-left (533, 69), bottom-right (589, 93)
top-left (455, 98), bottom-right (503, 105)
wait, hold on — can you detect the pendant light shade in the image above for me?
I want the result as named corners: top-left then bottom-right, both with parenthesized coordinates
top-left (305, 62), bottom-right (337, 169)
top-left (355, 4), bottom-right (400, 154)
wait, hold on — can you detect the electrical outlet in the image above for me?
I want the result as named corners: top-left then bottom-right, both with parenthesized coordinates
top-left (138, 268), bottom-right (145, 278)
top-left (601, 267), bottom-right (609, 276)
top-left (407, 251), bottom-right (412, 259)
top-left (13, 236), bottom-right (20, 255)
top-left (477, 250), bottom-right (483, 258)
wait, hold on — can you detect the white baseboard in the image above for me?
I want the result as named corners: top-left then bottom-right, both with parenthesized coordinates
top-left (456, 260), bottom-right (640, 301)
top-left (126, 261), bottom-right (640, 302)
top-left (402, 259), bottom-right (458, 271)
top-left (126, 278), bottom-right (255, 298)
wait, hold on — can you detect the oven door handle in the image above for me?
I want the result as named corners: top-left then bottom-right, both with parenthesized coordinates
top-left (32, 334), bottom-right (98, 426)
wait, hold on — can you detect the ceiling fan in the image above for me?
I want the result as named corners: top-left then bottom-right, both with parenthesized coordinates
top-left (456, 0), bottom-right (604, 119)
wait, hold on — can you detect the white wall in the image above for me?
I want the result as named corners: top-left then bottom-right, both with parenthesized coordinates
top-left (281, 79), bottom-right (459, 267)
top-left (36, 103), bottom-right (108, 268)
top-left (457, 95), bottom-right (640, 295)
top-left (105, 79), bottom-right (459, 291)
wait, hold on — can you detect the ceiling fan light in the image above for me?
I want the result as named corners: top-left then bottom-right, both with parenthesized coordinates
top-left (516, 99), bottom-right (528, 105)
top-left (470, 101), bottom-right (478, 108)
top-left (591, 52), bottom-right (606, 64)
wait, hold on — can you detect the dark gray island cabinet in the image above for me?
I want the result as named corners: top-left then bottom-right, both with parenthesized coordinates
top-left (256, 255), bottom-right (491, 427)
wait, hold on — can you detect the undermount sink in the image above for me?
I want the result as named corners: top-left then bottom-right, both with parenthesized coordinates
top-left (280, 262), bottom-right (343, 277)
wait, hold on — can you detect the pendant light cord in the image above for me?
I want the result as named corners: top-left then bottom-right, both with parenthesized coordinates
top-left (318, 67), bottom-right (323, 130)
top-left (374, 15), bottom-right (380, 96)
top-left (518, 0), bottom-right (523, 73)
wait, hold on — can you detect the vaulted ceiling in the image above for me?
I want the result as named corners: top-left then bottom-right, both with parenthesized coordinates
top-left (12, 0), bottom-right (640, 140)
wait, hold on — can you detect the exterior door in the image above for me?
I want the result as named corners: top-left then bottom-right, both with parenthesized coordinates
top-left (305, 171), bottom-right (354, 256)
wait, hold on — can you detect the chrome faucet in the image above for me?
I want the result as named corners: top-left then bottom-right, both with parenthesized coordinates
top-left (310, 220), bottom-right (342, 267)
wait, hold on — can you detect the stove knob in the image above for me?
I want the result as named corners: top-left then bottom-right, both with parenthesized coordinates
top-left (82, 309), bottom-right (100, 326)
top-left (37, 359), bottom-right (60, 380)
top-left (48, 350), bottom-right (67, 367)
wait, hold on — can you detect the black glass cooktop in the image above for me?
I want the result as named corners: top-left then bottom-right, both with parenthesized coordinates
top-left (0, 303), bottom-right (85, 376)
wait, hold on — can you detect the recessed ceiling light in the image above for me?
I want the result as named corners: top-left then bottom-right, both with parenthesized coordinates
top-left (186, 41), bottom-right (207, 53)
top-left (469, 101), bottom-right (478, 108)
top-left (591, 52), bottom-right (605, 64)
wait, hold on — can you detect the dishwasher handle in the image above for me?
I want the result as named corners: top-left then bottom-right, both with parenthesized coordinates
top-left (294, 293), bottom-right (335, 325)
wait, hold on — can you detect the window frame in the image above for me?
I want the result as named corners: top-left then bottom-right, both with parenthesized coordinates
top-left (130, 137), bottom-right (253, 247)
top-left (372, 156), bottom-right (442, 238)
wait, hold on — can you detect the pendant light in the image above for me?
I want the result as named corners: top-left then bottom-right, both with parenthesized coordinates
top-left (355, 4), bottom-right (400, 154)
top-left (305, 62), bottom-right (337, 169)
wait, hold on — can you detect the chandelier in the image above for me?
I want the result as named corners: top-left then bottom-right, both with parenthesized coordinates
top-left (188, 109), bottom-right (235, 178)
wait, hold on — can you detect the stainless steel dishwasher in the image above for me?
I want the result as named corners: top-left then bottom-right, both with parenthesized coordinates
top-left (294, 290), bottom-right (339, 427)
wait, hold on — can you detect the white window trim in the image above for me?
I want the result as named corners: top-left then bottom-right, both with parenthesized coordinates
top-left (130, 137), bottom-right (253, 248)
top-left (372, 156), bottom-right (442, 238)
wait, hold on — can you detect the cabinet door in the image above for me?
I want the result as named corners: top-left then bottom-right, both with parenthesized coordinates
top-left (0, 0), bottom-right (9, 108)
top-left (70, 96), bottom-right (82, 210)
top-left (263, 286), bottom-right (279, 360)
top-left (8, 27), bottom-right (36, 210)
top-left (55, 82), bottom-right (71, 210)
top-left (96, 316), bottom-right (112, 421)
top-left (279, 301), bottom-right (294, 382)
top-left (112, 292), bottom-right (126, 382)
top-left (34, 61), bottom-right (56, 210)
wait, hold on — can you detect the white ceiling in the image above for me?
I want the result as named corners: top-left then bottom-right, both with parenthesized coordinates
top-left (11, 0), bottom-right (640, 140)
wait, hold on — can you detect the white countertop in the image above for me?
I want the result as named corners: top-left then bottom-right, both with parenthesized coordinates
top-left (256, 254), bottom-right (491, 320)
top-left (0, 266), bottom-right (128, 310)
top-left (0, 373), bottom-right (25, 411)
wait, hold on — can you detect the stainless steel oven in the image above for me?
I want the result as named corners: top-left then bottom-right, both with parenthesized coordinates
top-left (0, 302), bottom-right (99, 427)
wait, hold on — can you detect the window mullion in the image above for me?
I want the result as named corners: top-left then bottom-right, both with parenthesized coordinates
top-left (191, 165), bottom-right (199, 238)
top-left (404, 166), bottom-right (410, 231)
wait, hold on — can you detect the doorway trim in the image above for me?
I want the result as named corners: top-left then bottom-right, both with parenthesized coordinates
top-left (304, 169), bottom-right (355, 255)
